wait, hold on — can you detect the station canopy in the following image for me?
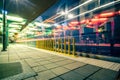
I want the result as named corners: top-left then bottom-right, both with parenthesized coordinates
top-left (0, 0), bottom-right (58, 31)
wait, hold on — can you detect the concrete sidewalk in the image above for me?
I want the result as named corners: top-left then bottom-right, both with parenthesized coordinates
top-left (0, 44), bottom-right (119, 80)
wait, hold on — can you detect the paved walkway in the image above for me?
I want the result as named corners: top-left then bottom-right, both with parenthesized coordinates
top-left (0, 44), bottom-right (119, 80)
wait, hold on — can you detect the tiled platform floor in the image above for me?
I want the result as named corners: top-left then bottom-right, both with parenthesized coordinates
top-left (0, 44), bottom-right (119, 80)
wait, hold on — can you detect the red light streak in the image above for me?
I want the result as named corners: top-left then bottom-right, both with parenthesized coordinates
top-left (56, 25), bottom-right (62, 29)
top-left (99, 12), bottom-right (115, 18)
top-left (70, 21), bottom-right (79, 25)
top-left (86, 25), bottom-right (94, 28)
top-left (80, 20), bottom-right (86, 24)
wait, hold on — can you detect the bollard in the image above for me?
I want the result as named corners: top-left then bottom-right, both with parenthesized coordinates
top-left (72, 38), bottom-right (76, 56)
top-left (68, 38), bottom-right (70, 54)
top-left (64, 38), bottom-right (66, 54)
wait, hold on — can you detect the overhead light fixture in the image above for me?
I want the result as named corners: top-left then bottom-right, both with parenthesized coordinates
top-left (28, 23), bottom-right (34, 27)
top-left (26, 31), bottom-right (34, 35)
top-left (34, 22), bottom-right (51, 27)
top-left (10, 22), bottom-right (26, 25)
top-left (0, 14), bottom-right (26, 22)
top-left (68, 14), bottom-right (74, 19)
top-left (61, 11), bottom-right (66, 15)
top-left (60, 11), bottom-right (68, 15)
top-left (54, 23), bottom-right (59, 26)
top-left (9, 24), bottom-right (21, 28)
top-left (9, 29), bottom-right (19, 33)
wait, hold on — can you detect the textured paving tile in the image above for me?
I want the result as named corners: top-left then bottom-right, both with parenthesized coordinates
top-left (49, 58), bottom-right (64, 63)
top-left (36, 70), bottom-right (57, 80)
top-left (55, 60), bottom-right (74, 66)
top-left (0, 55), bottom-right (9, 63)
top-left (89, 68), bottom-right (118, 80)
top-left (44, 63), bottom-right (60, 69)
top-left (32, 65), bottom-right (47, 73)
top-left (50, 77), bottom-right (63, 80)
top-left (25, 59), bottom-right (40, 67)
top-left (9, 55), bottom-right (20, 62)
top-left (0, 62), bottom-right (23, 79)
top-left (51, 67), bottom-right (70, 76)
top-left (24, 77), bottom-right (36, 80)
top-left (43, 57), bottom-right (56, 61)
top-left (63, 62), bottom-right (86, 70)
top-left (74, 64), bottom-right (101, 77)
top-left (60, 71), bottom-right (85, 80)
top-left (39, 61), bottom-right (52, 65)
top-left (0, 61), bottom-right (37, 80)
top-left (34, 58), bottom-right (47, 62)
top-left (85, 78), bottom-right (92, 80)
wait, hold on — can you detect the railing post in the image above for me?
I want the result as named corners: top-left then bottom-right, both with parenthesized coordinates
top-left (72, 38), bottom-right (75, 55)
top-left (64, 38), bottom-right (66, 54)
top-left (60, 39), bottom-right (63, 52)
top-left (68, 38), bottom-right (70, 54)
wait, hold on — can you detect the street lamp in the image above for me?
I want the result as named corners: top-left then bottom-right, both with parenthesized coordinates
top-left (2, 0), bottom-right (7, 51)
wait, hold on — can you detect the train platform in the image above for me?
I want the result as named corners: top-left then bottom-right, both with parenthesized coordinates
top-left (0, 44), bottom-right (120, 80)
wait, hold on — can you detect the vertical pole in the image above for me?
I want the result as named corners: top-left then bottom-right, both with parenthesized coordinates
top-left (79, 26), bottom-right (82, 43)
top-left (56, 39), bottom-right (58, 52)
top-left (38, 40), bottom-right (39, 48)
top-left (58, 39), bottom-right (60, 52)
top-left (36, 41), bottom-right (38, 48)
top-left (110, 21), bottom-right (114, 54)
top-left (53, 38), bottom-right (55, 51)
top-left (39, 40), bottom-right (41, 48)
top-left (64, 38), bottom-right (66, 53)
top-left (48, 39), bottom-right (49, 50)
top-left (46, 39), bottom-right (47, 49)
top-left (50, 39), bottom-right (51, 50)
top-left (40, 40), bottom-right (41, 48)
top-left (68, 37), bottom-right (70, 54)
top-left (55, 39), bottom-right (57, 52)
top-left (43, 40), bottom-right (44, 49)
top-left (96, 25), bottom-right (99, 53)
top-left (2, 0), bottom-right (7, 51)
top-left (61, 38), bottom-right (63, 53)
top-left (59, 38), bottom-right (61, 52)
top-left (72, 38), bottom-right (75, 55)
top-left (51, 39), bottom-right (53, 51)
top-left (6, 24), bottom-right (8, 46)
top-left (49, 39), bottom-right (51, 50)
